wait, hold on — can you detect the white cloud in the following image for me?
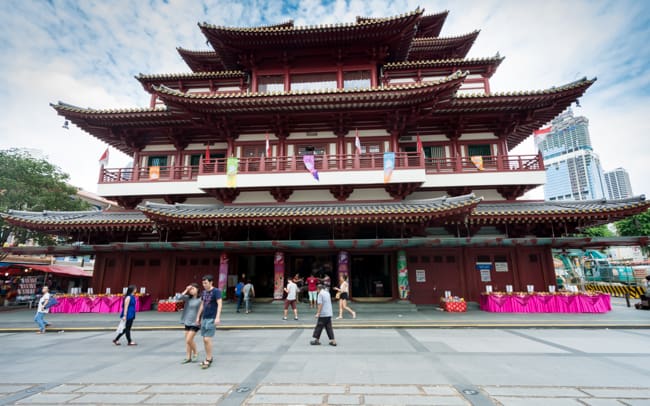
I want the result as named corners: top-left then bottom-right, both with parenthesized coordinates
top-left (0, 0), bottom-right (648, 198)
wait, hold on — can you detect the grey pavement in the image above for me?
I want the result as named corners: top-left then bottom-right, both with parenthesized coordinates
top-left (1, 297), bottom-right (649, 405)
top-left (1, 297), bottom-right (649, 332)
top-left (1, 326), bottom-right (650, 405)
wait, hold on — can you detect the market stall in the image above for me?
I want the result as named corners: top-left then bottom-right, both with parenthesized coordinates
top-left (480, 291), bottom-right (611, 313)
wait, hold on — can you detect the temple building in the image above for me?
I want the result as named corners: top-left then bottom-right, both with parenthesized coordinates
top-left (3, 9), bottom-right (649, 304)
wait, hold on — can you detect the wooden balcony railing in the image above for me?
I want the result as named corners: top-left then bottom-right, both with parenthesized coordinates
top-left (99, 153), bottom-right (543, 184)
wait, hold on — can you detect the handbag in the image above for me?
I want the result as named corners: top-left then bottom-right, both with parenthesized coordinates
top-left (116, 319), bottom-right (126, 334)
top-left (335, 291), bottom-right (341, 300)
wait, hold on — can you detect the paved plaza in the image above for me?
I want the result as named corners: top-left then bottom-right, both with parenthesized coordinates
top-left (1, 304), bottom-right (650, 406)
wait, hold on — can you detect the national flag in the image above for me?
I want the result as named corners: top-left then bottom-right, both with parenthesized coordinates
top-left (354, 129), bottom-right (362, 155)
top-left (533, 126), bottom-right (552, 149)
top-left (265, 132), bottom-right (271, 157)
top-left (383, 152), bottom-right (395, 183)
top-left (226, 157), bottom-right (239, 188)
top-left (98, 148), bottom-right (109, 166)
top-left (470, 155), bottom-right (484, 171)
top-left (205, 144), bottom-right (211, 161)
top-left (416, 134), bottom-right (423, 155)
top-left (302, 154), bottom-right (319, 181)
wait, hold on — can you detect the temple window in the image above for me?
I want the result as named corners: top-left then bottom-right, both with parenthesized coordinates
top-left (467, 144), bottom-right (492, 157)
top-left (147, 155), bottom-right (168, 167)
top-left (242, 145), bottom-right (267, 157)
top-left (290, 73), bottom-right (337, 92)
top-left (343, 70), bottom-right (371, 89)
top-left (257, 75), bottom-right (284, 93)
top-left (296, 144), bottom-right (326, 155)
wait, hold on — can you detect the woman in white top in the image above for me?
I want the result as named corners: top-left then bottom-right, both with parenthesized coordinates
top-left (334, 275), bottom-right (356, 319)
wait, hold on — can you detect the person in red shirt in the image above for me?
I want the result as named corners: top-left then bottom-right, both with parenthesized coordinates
top-left (306, 271), bottom-right (319, 309)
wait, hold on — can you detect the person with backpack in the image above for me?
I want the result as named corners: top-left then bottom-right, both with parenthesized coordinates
top-left (235, 279), bottom-right (245, 313)
top-left (34, 286), bottom-right (52, 334)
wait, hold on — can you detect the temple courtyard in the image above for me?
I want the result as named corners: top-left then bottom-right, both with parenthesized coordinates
top-left (1, 299), bottom-right (649, 405)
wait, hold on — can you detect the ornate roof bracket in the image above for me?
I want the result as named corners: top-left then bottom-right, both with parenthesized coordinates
top-left (115, 196), bottom-right (143, 210)
top-left (167, 129), bottom-right (189, 151)
top-left (496, 185), bottom-right (528, 201)
top-left (163, 195), bottom-right (187, 205)
top-left (385, 182), bottom-right (421, 200)
top-left (329, 185), bottom-right (354, 201)
top-left (205, 188), bottom-right (240, 204)
top-left (269, 187), bottom-right (293, 203)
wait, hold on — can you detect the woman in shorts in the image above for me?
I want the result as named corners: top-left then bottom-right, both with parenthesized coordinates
top-left (334, 275), bottom-right (356, 320)
top-left (179, 283), bottom-right (201, 363)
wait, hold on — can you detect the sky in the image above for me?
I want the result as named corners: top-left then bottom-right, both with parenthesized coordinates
top-left (0, 0), bottom-right (648, 200)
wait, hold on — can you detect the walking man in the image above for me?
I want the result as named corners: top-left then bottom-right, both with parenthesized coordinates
top-left (283, 277), bottom-right (299, 320)
top-left (311, 284), bottom-right (336, 346)
top-left (196, 275), bottom-right (222, 369)
top-left (34, 286), bottom-right (51, 334)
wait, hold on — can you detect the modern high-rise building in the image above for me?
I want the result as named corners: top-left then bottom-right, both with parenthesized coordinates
top-left (604, 168), bottom-right (633, 199)
top-left (536, 109), bottom-right (607, 201)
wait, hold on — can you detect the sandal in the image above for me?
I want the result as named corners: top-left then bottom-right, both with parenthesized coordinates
top-left (200, 358), bottom-right (213, 369)
top-left (310, 340), bottom-right (321, 345)
top-left (128, 342), bottom-right (137, 346)
top-left (112, 340), bottom-right (121, 346)
top-left (181, 358), bottom-right (192, 364)
top-left (329, 341), bottom-right (338, 346)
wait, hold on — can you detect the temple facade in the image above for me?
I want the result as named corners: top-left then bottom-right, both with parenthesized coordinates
top-left (3, 9), bottom-right (648, 303)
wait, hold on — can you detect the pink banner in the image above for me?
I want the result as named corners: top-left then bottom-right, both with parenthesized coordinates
top-left (337, 251), bottom-right (349, 281)
top-left (480, 293), bottom-right (611, 313)
top-left (218, 253), bottom-right (229, 298)
top-left (49, 295), bottom-right (152, 313)
top-left (273, 252), bottom-right (285, 300)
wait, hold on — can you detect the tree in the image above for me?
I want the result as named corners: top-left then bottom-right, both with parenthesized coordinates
top-left (0, 149), bottom-right (90, 256)
top-left (577, 224), bottom-right (615, 238)
top-left (615, 209), bottom-right (650, 255)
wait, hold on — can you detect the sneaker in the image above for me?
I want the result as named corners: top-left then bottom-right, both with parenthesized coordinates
top-left (310, 340), bottom-right (321, 345)
top-left (294, 317), bottom-right (299, 321)
top-left (329, 341), bottom-right (337, 347)
top-left (282, 317), bottom-right (287, 320)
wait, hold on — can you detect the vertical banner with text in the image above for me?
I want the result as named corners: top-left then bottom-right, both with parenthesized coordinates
top-left (218, 253), bottom-right (229, 298)
top-left (397, 250), bottom-right (410, 300)
top-left (273, 252), bottom-right (285, 300)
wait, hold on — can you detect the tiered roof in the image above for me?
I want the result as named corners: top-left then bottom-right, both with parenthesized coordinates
top-left (4, 196), bottom-right (647, 235)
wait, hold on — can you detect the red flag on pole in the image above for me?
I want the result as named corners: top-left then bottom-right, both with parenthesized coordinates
top-left (98, 148), bottom-right (109, 167)
top-left (416, 134), bottom-right (423, 155)
top-left (354, 129), bottom-right (362, 155)
top-left (265, 132), bottom-right (271, 157)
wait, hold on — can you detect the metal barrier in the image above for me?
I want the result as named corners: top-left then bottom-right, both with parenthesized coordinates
top-left (584, 283), bottom-right (646, 299)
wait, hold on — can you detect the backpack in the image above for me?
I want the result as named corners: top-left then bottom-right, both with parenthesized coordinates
top-left (44, 295), bottom-right (59, 309)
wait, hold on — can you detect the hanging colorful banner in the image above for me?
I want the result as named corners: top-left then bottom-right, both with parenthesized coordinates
top-left (302, 154), bottom-right (319, 181)
top-left (226, 157), bottom-right (239, 187)
top-left (149, 166), bottom-right (160, 180)
top-left (273, 252), bottom-right (285, 300)
top-left (470, 155), bottom-right (484, 171)
top-left (218, 253), bottom-right (229, 299)
top-left (397, 250), bottom-right (410, 300)
top-left (337, 251), bottom-right (349, 281)
top-left (383, 152), bottom-right (395, 183)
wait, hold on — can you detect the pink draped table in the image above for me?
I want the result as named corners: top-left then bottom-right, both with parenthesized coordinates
top-left (49, 295), bottom-right (152, 313)
top-left (480, 293), bottom-right (611, 313)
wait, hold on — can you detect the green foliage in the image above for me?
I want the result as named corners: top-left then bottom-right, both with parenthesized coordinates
top-left (0, 149), bottom-right (90, 247)
top-left (616, 209), bottom-right (650, 236)
top-left (578, 224), bottom-right (614, 238)
top-left (616, 209), bottom-right (650, 255)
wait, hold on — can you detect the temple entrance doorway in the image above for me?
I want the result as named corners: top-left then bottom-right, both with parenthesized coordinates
top-left (287, 254), bottom-right (336, 301)
top-left (350, 254), bottom-right (393, 299)
top-left (237, 255), bottom-right (275, 298)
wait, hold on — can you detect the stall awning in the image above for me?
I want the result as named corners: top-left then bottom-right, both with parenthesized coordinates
top-left (0, 264), bottom-right (92, 278)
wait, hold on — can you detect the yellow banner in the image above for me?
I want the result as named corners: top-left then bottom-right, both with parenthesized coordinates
top-left (149, 166), bottom-right (160, 179)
